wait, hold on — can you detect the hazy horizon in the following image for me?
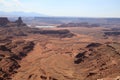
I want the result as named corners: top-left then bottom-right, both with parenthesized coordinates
top-left (0, 0), bottom-right (120, 18)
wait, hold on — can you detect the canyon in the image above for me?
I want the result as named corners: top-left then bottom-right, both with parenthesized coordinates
top-left (0, 17), bottom-right (120, 80)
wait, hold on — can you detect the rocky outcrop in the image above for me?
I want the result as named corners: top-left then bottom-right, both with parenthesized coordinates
top-left (0, 17), bottom-right (9, 27)
top-left (0, 40), bottom-right (34, 80)
top-left (30, 29), bottom-right (75, 38)
top-left (15, 17), bottom-right (26, 27)
top-left (0, 17), bottom-right (26, 27)
top-left (74, 42), bottom-right (120, 80)
top-left (86, 43), bottom-right (102, 48)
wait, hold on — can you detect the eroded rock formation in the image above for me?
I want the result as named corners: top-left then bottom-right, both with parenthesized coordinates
top-left (15, 17), bottom-right (26, 27)
top-left (74, 42), bottom-right (120, 80)
top-left (0, 40), bottom-right (34, 80)
top-left (11, 42), bottom-right (120, 80)
top-left (0, 17), bottom-right (26, 27)
top-left (0, 17), bottom-right (9, 27)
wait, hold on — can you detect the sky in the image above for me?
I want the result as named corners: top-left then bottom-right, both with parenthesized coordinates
top-left (0, 0), bottom-right (120, 17)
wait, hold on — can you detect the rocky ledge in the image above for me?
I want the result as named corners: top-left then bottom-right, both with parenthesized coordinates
top-left (0, 40), bottom-right (34, 80)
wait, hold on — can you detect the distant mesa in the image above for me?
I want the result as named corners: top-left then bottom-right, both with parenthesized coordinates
top-left (0, 17), bottom-right (9, 26)
top-left (0, 17), bottom-right (26, 27)
top-left (30, 29), bottom-right (75, 38)
top-left (103, 27), bottom-right (120, 37)
top-left (57, 22), bottom-right (100, 28)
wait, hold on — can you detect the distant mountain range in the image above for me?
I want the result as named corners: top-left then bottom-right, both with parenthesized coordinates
top-left (0, 11), bottom-right (47, 17)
